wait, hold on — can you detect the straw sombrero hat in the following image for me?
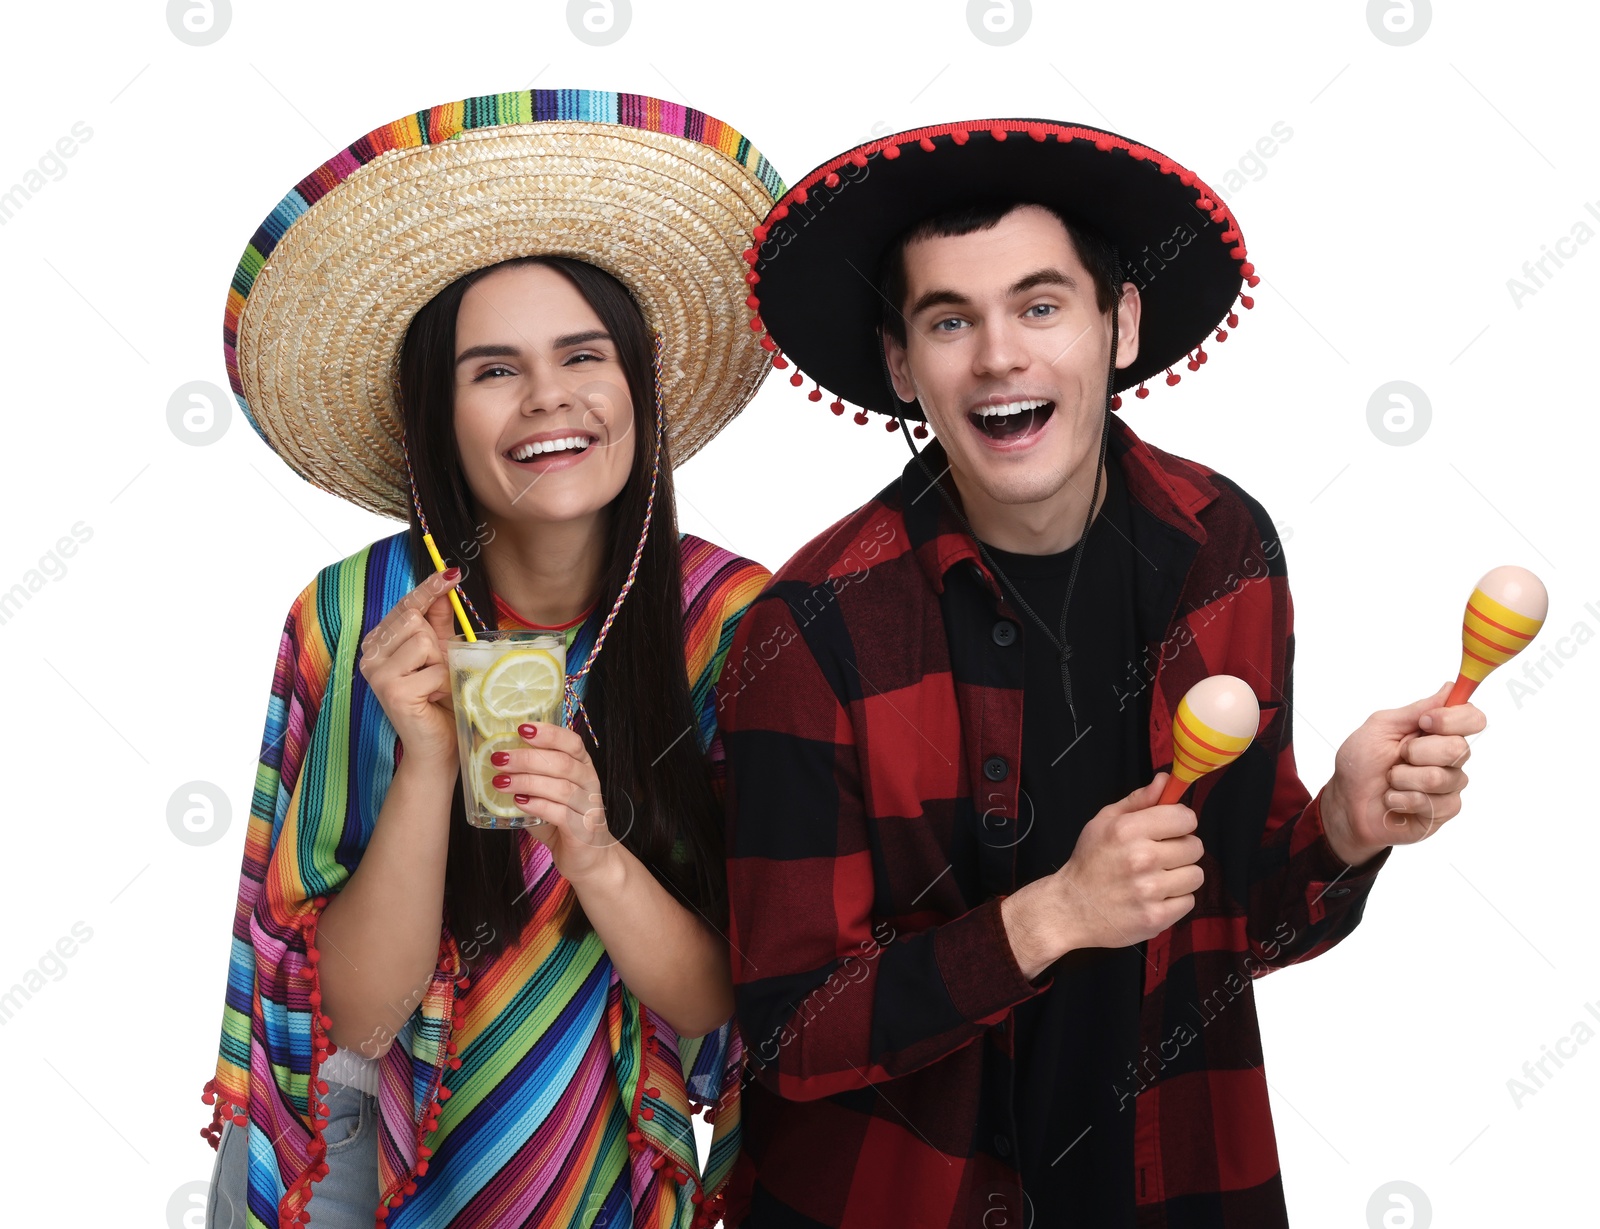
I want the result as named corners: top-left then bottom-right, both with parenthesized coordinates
top-left (224, 89), bottom-right (787, 520)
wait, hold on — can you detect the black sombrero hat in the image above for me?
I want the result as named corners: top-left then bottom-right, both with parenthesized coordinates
top-left (742, 118), bottom-right (1259, 431)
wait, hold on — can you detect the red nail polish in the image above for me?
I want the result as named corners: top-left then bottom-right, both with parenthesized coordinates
top-left (492, 774), bottom-right (511, 789)
top-left (490, 751), bottom-right (510, 766)
top-left (443, 567), bottom-right (461, 581)
top-left (519, 723), bottom-right (538, 739)
top-left (514, 794), bottom-right (531, 804)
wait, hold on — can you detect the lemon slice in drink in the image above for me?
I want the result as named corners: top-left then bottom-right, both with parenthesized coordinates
top-left (460, 674), bottom-right (517, 737)
top-left (472, 731), bottom-right (530, 820)
top-left (478, 649), bottom-right (564, 724)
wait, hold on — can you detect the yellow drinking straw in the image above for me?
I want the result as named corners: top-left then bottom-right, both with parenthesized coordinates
top-left (423, 531), bottom-right (476, 642)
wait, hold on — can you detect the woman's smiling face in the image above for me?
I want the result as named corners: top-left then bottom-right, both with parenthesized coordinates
top-left (451, 261), bottom-right (637, 527)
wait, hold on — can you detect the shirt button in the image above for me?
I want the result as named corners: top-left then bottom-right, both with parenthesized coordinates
top-left (983, 756), bottom-right (1008, 782)
top-left (992, 619), bottom-right (1018, 646)
top-left (993, 1133), bottom-right (1012, 1157)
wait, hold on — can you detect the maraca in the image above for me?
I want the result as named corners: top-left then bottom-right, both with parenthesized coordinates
top-left (1447, 565), bottom-right (1548, 705)
top-left (1159, 675), bottom-right (1260, 805)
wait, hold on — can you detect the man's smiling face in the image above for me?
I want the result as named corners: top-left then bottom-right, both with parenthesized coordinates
top-left (881, 204), bottom-right (1141, 524)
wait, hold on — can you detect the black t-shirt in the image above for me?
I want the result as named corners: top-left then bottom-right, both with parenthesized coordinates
top-left (978, 457), bottom-right (1150, 1226)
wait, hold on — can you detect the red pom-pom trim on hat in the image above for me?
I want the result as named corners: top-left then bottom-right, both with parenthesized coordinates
top-left (748, 122), bottom-right (1257, 425)
top-left (913, 423), bottom-right (929, 439)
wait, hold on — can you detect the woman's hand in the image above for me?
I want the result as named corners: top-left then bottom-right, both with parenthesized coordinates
top-left (490, 721), bottom-right (622, 885)
top-left (357, 567), bottom-right (465, 771)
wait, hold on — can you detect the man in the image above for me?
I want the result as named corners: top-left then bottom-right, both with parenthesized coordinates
top-left (716, 119), bottom-right (1482, 1228)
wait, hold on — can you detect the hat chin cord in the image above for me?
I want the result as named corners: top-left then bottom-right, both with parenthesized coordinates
top-left (887, 294), bottom-right (1120, 738)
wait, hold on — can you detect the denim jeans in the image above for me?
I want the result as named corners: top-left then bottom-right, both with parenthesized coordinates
top-left (206, 1081), bottom-right (381, 1227)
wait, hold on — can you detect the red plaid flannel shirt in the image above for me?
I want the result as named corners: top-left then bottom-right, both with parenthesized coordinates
top-left (716, 412), bottom-right (1392, 1228)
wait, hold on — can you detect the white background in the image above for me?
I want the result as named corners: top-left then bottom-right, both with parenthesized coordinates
top-left (0, 2), bottom-right (1595, 1226)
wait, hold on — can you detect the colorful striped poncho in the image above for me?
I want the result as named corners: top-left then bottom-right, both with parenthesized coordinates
top-left (201, 529), bottom-right (770, 1227)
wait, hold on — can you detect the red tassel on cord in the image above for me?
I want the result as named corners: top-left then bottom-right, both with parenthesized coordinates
top-left (770, 352), bottom-right (787, 367)
top-left (882, 143), bottom-right (901, 160)
top-left (913, 423), bottom-right (928, 439)
top-left (884, 418), bottom-right (898, 431)
top-left (830, 398), bottom-right (845, 416)
top-left (1165, 368), bottom-right (1181, 387)
top-left (808, 383), bottom-right (822, 402)
top-left (1135, 382), bottom-right (1149, 399)
top-left (853, 410), bottom-right (869, 426)
top-left (789, 372), bottom-right (803, 387)
top-left (919, 136), bottom-right (935, 152)
top-left (1110, 393), bottom-right (1122, 410)
top-left (1186, 351), bottom-right (1200, 372)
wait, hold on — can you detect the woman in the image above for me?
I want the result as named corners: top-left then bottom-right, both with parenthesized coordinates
top-left (199, 90), bottom-right (785, 1228)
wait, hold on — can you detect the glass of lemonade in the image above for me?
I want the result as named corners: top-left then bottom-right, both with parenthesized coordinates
top-left (445, 630), bottom-right (567, 829)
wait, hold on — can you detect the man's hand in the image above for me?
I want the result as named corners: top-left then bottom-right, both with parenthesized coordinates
top-left (1002, 773), bottom-right (1203, 980)
top-left (1321, 681), bottom-right (1486, 866)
